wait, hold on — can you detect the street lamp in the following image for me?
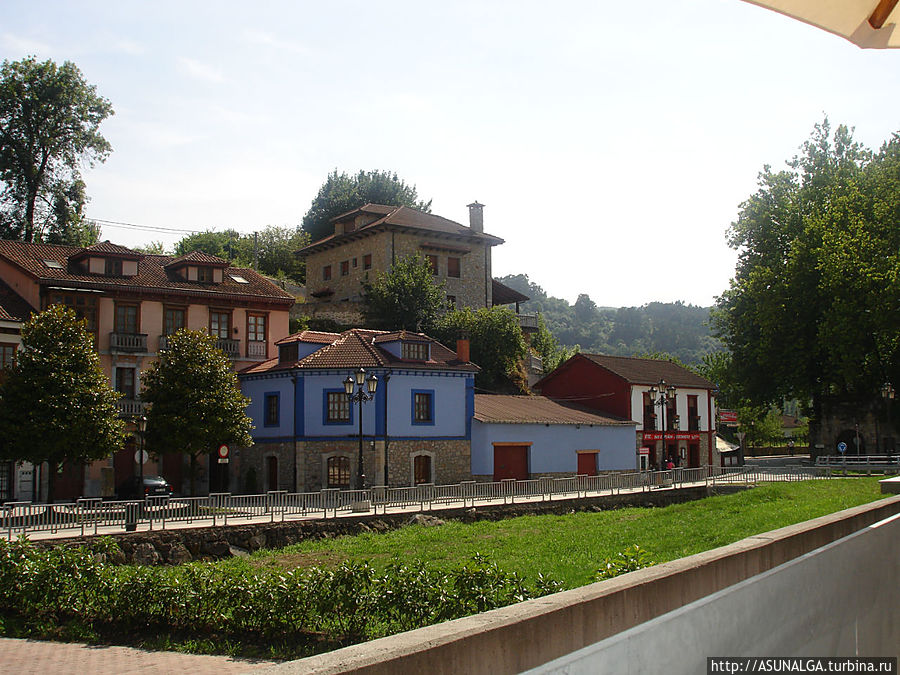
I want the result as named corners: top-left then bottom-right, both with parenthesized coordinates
top-left (882, 382), bottom-right (894, 453)
top-left (344, 368), bottom-right (378, 490)
top-left (134, 414), bottom-right (147, 496)
top-left (647, 380), bottom-right (676, 469)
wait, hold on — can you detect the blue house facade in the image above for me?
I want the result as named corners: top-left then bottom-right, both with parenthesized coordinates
top-left (238, 329), bottom-right (478, 492)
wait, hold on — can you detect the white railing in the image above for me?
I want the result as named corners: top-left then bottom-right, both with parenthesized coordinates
top-left (815, 455), bottom-right (900, 467)
top-left (1, 465), bottom-right (847, 540)
top-left (247, 340), bottom-right (268, 359)
top-left (109, 332), bottom-right (148, 352)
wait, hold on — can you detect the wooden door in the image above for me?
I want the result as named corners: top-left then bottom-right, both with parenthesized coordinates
top-left (689, 443), bottom-right (700, 468)
top-left (267, 456), bottom-right (278, 491)
top-left (577, 452), bottom-right (598, 476)
top-left (493, 445), bottom-right (528, 481)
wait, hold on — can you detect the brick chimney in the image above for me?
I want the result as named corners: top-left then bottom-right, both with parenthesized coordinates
top-left (467, 201), bottom-right (484, 233)
top-left (456, 339), bottom-right (470, 363)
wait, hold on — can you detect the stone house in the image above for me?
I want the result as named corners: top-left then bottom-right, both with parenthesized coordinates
top-left (298, 202), bottom-right (518, 325)
top-left (535, 354), bottom-right (719, 470)
top-left (0, 240), bottom-right (295, 500)
top-left (238, 328), bottom-right (478, 491)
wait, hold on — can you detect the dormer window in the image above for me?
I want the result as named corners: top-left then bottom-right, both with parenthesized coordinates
top-left (104, 258), bottom-right (123, 276)
top-left (402, 342), bottom-right (429, 361)
top-left (197, 266), bottom-right (213, 283)
top-left (279, 342), bottom-right (299, 363)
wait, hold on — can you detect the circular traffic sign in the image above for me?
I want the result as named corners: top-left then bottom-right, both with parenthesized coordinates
top-left (217, 444), bottom-right (230, 459)
top-left (837, 441), bottom-right (847, 453)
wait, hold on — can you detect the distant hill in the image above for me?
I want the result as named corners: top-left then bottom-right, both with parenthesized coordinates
top-left (498, 274), bottom-right (721, 365)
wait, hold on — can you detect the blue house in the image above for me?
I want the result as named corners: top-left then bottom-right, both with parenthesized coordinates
top-left (238, 329), bottom-right (478, 492)
top-left (472, 395), bottom-right (637, 481)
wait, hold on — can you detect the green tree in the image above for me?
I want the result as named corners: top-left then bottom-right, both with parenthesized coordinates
top-left (140, 329), bottom-right (253, 496)
top-left (531, 313), bottom-right (575, 376)
top-left (713, 120), bottom-right (900, 423)
top-left (301, 169), bottom-right (432, 242)
top-left (174, 229), bottom-right (244, 260)
top-left (361, 253), bottom-right (445, 332)
top-left (433, 307), bottom-right (528, 393)
top-left (43, 178), bottom-right (100, 246)
top-left (253, 225), bottom-right (309, 282)
top-left (0, 57), bottom-right (113, 243)
top-left (0, 305), bottom-right (125, 501)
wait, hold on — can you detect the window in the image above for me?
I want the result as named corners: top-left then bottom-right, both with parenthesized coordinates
top-left (363, 254), bottom-right (372, 270)
top-left (414, 455), bottom-right (432, 485)
top-left (666, 396), bottom-right (677, 430)
top-left (115, 304), bottom-right (139, 334)
top-left (412, 390), bottom-right (434, 425)
top-left (340, 260), bottom-right (350, 276)
top-left (229, 274), bottom-right (249, 284)
top-left (104, 258), bottom-right (123, 276)
top-left (279, 342), bottom-right (299, 363)
top-left (115, 368), bottom-right (136, 399)
top-left (401, 342), bottom-right (429, 361)
top-left (327, 456), bottom-right (351, 488)
top-left (447, 256), bottom-right (460, 278)
top-left (42, 259), bottom-right (64, 270)
top-left (687, 395), bottom-right (700, 431)
top-left (427, 255), bottom-right (438, 276)
top-left (197, 266), bottom-right (213, 283)
top-left (323, 265), bottom-right (332, 281)
top-left (248, 314), bottom-right (266, 342)
top-left (50, 293), bottom-right (98, 336)
top-left (0, 344), bottom-right (16, 370)
top-left (210, 311), bottom-right (230, 339)
top-left (325, 390), bottom-right (351, 424)
top-left (264, 393), bottom-right (279, 427)
top-left (352, 257), bottom-right (358, 268)
top-left (164, 307), bottom-right (185, 336)
top-left (643, 392), bottom-right (656, 430)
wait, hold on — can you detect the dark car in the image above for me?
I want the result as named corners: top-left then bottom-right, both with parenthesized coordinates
top-left (116, 475), bottom-right (174, 500)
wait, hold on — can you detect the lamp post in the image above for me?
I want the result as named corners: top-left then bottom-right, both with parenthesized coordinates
top-left (882, 382), bottom-right (894, 454)
top-left (135, 414), bottom-right (147, 494)
top-left (647, 380), bottom-right (676, 469)
top-left (344, 368), bottom-right (378, 490)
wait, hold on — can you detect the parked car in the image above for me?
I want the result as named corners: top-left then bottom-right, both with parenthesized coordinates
top-left (116, 475), bottom-right (174, 500)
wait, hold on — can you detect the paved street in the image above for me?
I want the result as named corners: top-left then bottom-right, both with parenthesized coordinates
top-left (0, 637), bottom-right (276, 675)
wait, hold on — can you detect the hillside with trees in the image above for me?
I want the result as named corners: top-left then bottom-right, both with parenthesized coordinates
top-left (497, 274), bottom-right (721, 366)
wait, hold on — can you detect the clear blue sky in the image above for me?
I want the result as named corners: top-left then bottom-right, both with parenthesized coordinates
top-left (3, 1), bottom-right (898, 307)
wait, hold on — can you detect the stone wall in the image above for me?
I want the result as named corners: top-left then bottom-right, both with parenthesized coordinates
top-left (35, 485), bottom-right (724, 565)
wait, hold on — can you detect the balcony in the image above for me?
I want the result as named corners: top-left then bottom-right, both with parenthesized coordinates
top-left (517, 313), bottom-right (539, 332)
top-left (117, 398), bottom-right (145, 416)
top-left (109, 332), bottom-right (148, 353)
top-left (247, 340), bottom-right (268, 359)
top-left (158, 335), bottom-right (170, 352)
top-left (216, 338), bottom-right (240, 358)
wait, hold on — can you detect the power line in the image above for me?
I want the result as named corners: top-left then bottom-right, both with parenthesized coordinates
top-left (88, 217), bottom-right (204, 235)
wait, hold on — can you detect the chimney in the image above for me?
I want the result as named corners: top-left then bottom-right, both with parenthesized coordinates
top-left (467, 201), bottom-right (484, 233)
top-left (456, 338), bottom-right (470, 363)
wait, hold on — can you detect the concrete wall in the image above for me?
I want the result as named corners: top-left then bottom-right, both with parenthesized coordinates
top-left (261, 495), bottom-right (900, 675)
top-left (471, 421), bottom-right (637, 476)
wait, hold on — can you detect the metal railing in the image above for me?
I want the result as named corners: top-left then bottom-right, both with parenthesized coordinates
top-left (215, 338), bottom-right (240, 358)
top-left (815, 454), bottom-right (900, 467)
top-left (247, 341), bottom-right (268, 359)
top-left (109, 332), bottom-right (148, 353)
top-left (1, 465), bottom-right (843, 540)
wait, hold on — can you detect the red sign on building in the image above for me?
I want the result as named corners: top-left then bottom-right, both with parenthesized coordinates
top-left (641, 432), bottom-right (702, 442)
top-left (719, 410), bottom-right (739, 425)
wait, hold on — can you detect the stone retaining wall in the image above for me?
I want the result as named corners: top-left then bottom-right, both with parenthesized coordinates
top-left (35, 486), bottom-right (725, 565)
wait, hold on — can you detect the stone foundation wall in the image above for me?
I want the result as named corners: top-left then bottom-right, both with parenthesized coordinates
top-left (236, 442), bottom-right (296, 493)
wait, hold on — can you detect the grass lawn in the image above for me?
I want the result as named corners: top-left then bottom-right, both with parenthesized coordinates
top-left (228, 477), bottom-right (889, 588)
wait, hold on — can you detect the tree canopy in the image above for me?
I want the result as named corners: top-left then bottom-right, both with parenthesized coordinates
top-left (0, 57), bottom-right (113, 243)
top-left (301, 169), bottom-right (431, 242)
top-left (140, 329), bottom-right (253, 495)
top-left (432, 307), bottom-right (528, 393)
top-left (0, 305), bottom-right (125, 500)
top-left (361, 253), bottom-right (446, 332)
top-left (713, 120), bottom-right (900, 414)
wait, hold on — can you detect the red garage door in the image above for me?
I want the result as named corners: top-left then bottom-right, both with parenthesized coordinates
top-left (493, 445), bottom-right (529, 481)
top-left (577, 452), bottom-right (598, 476)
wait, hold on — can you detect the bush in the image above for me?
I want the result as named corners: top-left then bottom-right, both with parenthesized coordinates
top-left (595, 545), bottom-right (656, 581)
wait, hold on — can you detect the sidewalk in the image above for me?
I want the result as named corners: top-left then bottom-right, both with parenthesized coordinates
top-left (0, 637), bottom-right (276, 675)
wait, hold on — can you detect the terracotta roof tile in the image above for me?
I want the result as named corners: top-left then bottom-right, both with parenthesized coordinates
top-left (552, 354), bottom-right (715, 389)
top-left (166, 250), bottom-right (230, 267)
top-left (242, 328), bottom-right (479, 375)
top-left (0, 240), bottom-right (294, 305)
top-left (474, 395), bottom-right (634, 425)
top-left (275, 329), bottom-right (341, 346)
top-left (77, 241), bottom-right (143, 258)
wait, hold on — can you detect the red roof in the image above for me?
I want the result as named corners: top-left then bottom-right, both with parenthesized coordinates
top-left (166, 250), bottom-right (230, 267)
top-left (474, 395), bottom-right (633, 426)
top-left (275, 329), bottom-right (341, 346)
top-left (0, 278), bottom-right (35, 322)
top-left (71, 241), bottom-right (143, 260)
top-left (0, 240), bottom-right (294, 306)
top-left (241, 328), bottom-right (479, 375)
top-left (299, 203), bottom-right (504, 256)
top-left (537, 353), bottom-right (715, 390)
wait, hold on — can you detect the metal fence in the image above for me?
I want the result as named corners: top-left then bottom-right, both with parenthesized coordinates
top-left (0, 464), bottom-right (849, 541)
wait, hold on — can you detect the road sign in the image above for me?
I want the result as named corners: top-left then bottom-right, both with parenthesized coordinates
top-left (719, 410), bottom-right (739, 425)
top-left (837, 441), bottom-right (847, 454)
top-left (217, 444), bottom-right (229, 459)
top-left (134, 449), bottom-right (148, 464)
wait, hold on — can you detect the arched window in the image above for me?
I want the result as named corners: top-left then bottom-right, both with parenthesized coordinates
top-left (327, 456), bottom-right (351, 488)
top-left (413, 453), bottom-right (433, 485)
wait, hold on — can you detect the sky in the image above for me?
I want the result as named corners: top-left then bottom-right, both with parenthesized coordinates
top-left (2, 1), bottom-right (899, 308)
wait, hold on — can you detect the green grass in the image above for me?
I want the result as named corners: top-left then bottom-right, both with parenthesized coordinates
top-left (229, 477), bottom-right (888, 588)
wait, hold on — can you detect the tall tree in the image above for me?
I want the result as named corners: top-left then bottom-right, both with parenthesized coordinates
top-left (0, 305), bottom-right (125, 501)
top-left (361, 253), bottom-right (445, 332)
top-left (301, 169), bottom-right (431, 242)
top-left (0, 57), bottom-right (113, 243)
top-left (714, 120), bottom-right (900, 420)
top-left (140, 329), bottom-right (253, 496)
top-left (433, 307), bottom-right (528, 393)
